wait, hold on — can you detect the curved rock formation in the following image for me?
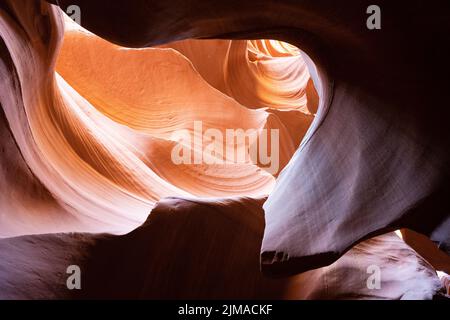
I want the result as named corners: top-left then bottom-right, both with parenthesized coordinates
top-left (0, 0), bottom-right (449, 299)
top-left (0, 197), bottom-right (443, 299)
top-left (0, 1), bottom-right (316, 236)
top-left (39, 0), bottom-right (449, 275)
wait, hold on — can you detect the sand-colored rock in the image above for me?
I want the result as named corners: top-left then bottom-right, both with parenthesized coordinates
top-left (0, 0), bottom-right (448, 299)
top-left (1, 1), bottom-right (316, 236)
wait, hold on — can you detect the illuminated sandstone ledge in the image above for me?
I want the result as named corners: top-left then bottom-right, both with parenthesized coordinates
top-left (0, 3), bottom-right (316, 236)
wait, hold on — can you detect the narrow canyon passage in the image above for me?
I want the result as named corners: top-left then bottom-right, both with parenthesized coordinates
top-left (1, 10), bottom-right (318, 236)
top-left (0, 0), bottom-right (449, 299)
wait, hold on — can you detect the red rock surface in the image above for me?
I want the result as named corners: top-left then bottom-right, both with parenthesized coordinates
top-left (0, 0), bottom-right (448, 299)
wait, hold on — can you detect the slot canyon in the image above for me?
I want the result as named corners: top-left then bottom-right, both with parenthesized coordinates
top-left (0, 0), bottom-right (449, 299)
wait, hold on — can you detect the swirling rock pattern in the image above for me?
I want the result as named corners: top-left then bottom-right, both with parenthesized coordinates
top-left (38, 0), bottom-right (449, 275)
top-left (0, 1), bottom-right (315, 236)
top-left (0, 0), bottom-right (449, 299)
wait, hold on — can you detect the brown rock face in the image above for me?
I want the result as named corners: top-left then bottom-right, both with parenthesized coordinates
top-left (0, 0), bottom-right (448, 299)
top-left (0, 197), bottom-right (443, 299)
